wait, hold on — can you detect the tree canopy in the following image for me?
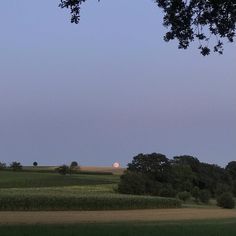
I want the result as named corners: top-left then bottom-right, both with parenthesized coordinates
top-left (118, 153), bottom-right (236, 199)
top-left (59, 0), bottom-right (236, 55)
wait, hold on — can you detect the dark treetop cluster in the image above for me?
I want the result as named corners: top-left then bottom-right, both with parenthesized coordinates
top-left (118, 153), bottom-right (236, 205)
top-left (59, 0), bottom-right (236, 55)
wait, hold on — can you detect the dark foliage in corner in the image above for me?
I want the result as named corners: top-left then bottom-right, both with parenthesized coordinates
top-left (59, 0), bottom-right (236, 55)
top-left (217, 192), bottom-right (235, 209)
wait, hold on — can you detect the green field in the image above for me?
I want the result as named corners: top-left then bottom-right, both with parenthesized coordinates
top-left (0, 169), bottom-right (236, 235)
top-left (0, 170), bottom-right (118, 188)
top-left (1, 219), bottom-right (236, 236)
top-left (0, 170), bottom-right (180, 210)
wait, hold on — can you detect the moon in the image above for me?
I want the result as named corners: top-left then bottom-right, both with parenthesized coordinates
top-left (112, 162), bottom-right (120, 168)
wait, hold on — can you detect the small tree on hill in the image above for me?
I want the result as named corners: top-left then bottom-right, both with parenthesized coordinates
top-left (33, 161), bottom-right (38, 167)
top-left (70, 161), bottom-right (78, 168)
top-left (70, 161), bottom-right (80, 174)
top-left (0, 162), bottom-right (7, 170)
top-left (10, 162), bottom-right (22, 171)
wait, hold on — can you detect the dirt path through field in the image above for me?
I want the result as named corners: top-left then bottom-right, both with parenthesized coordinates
top-left (0, 208), bottom-right (236, 225)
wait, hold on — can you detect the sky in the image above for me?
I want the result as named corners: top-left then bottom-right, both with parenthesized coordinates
top-left (0, 0), bottom-right (235, 167)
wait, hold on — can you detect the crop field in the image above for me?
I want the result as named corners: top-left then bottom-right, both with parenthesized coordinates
top-left (0, 168), bottom-right (236, 236)
top-left (1, 219), bottom-right (236, 236)
top-left (0, 170), bottom-right (180, 210)
top-left (0, 170), bottom-right (119, 188)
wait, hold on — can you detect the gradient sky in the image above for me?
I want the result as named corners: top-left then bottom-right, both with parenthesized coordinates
top-left (0, 0), bottom-right (235, 167)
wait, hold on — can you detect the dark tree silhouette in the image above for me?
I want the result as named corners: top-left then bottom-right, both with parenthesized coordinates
top-left (226, 161), bottom-right (236, 180)
top-left (118, 153), bottom-right (235, 198)
top-left (33, 161), bottom-right (38, 167)
top-left (56, 165), bottom-right (70, 175)
top-left (10, 161), bottom-right (22, 171)
top-left (59, 0), bottom-right (236, 55)
top-left (70, 161), bottom-right (79, 168)
top-left (0, 162), bottom-right (7, 170)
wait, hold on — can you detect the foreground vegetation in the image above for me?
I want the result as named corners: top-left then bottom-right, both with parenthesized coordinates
top-left (118, 154), bottom-right (236, 208)
top-left (1, 219), bottom-right (236, 236)
top-left (0, 187), bottom-right (180, 211)
top-left (1, 153), bottom-right (235, 210)
top-left (0, 171), bottom-right (180, 210)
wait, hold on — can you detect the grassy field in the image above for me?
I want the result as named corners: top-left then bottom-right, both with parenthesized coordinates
top-left (0, 170), bottom-right (181, 210)
top-left (1, 219), bottom-right (236, 236)
top-left (0, 168), bottom-right (235, 235)
top-left (22, 166), bottom-right (125, 175)
top-left (0, 170), bottom-right (119, 188)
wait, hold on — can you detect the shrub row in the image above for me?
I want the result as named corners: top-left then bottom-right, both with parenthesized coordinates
top-left (0, 194), bottom-right (181, 211)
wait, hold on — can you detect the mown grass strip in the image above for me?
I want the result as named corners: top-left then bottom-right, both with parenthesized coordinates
top-left (1, 219), bottom-right (236, 236)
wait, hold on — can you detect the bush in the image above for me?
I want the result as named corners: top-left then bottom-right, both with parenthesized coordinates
top-left (0, 162), bottom-right (7, 170)
top-left (191, 186), bottom-right (200, 202)
top-left (10, 162), bottom-right (22, 171)
top-left (177, 191), bottom-right (191, 202)
top-left (56, 165), bottom-right (70, 175)
top-left (232, 181), bottom-right (236, 197)
top-left (199, 189), bottom-right (211, 204)
top-left (217, 192), bottom-right (235, 209)
top-left (118, 171), bottom-right (147, 195)
top-left (159, 185), bottom-right (177, 198)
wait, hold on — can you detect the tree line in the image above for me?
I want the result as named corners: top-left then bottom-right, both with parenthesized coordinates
top-left (118, 153), bottom-right (236, 208)
top-left (0, 161), bottom-right (80, 174)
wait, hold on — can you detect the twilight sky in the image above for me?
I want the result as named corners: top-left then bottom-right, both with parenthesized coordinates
top-left (0, 0), bottom-right (235, 167)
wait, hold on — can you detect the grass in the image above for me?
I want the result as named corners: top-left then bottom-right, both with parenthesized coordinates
top-left (1, 219), bottom-right (236, 236)
top-left (0, 171), bottom-right (119, 188)
top-left (22, 166), bottom-right (115, 175)
top-left (182, 198), bottom-right (218, 208)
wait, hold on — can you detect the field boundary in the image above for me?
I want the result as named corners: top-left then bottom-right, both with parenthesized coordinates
top-left (0, 208), bottom-right (236, 225)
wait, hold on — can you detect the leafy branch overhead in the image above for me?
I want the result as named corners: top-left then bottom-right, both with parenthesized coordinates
top-left (59, 0), bottom-right (236, 55)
